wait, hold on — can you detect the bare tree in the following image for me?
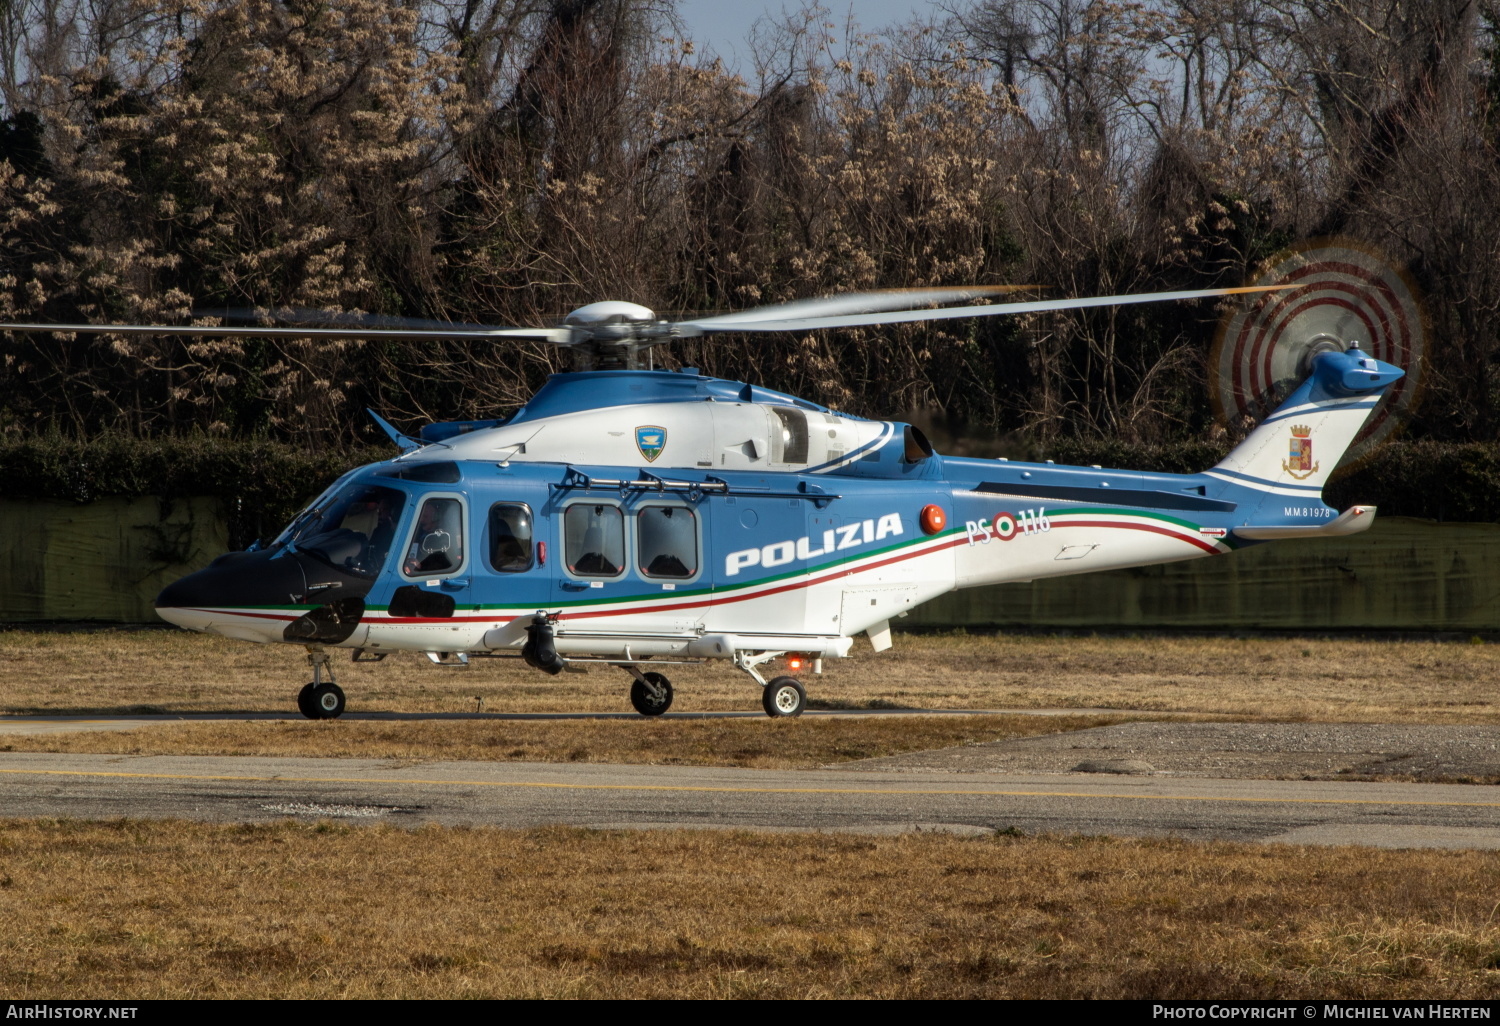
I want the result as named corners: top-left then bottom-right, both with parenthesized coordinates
top-left (0, 0), bottom-right (1497, 449)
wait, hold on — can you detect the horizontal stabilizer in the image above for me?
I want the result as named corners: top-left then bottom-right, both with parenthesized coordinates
top-left (1232, 506), bottom-right (1375, 540)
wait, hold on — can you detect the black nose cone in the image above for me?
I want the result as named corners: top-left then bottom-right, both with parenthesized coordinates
top-left (153, 574), bottom-right (198, 610)
top-left (155, 550), bottom-right (307, 609)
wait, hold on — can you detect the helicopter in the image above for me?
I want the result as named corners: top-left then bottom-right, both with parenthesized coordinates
top-left (0, 281), bottom-right (1404, 719)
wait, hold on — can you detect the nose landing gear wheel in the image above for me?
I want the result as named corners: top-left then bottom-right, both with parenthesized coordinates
top-left (298, 682), bottom-right (346, 720)
top-left (762, 677), bottom-right (806, 718)
top-left (630, 672), bottom-right (673, 716)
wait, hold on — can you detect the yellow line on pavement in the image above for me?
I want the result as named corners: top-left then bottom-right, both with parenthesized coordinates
top-left (2, 766), bottom-right (1499, 810)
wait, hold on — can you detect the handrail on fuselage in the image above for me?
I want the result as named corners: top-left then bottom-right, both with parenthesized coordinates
top-left (549, 469), bottom-right (841, 507)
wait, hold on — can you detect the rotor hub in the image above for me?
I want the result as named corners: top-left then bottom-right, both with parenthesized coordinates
top-left (564, 301), bottom-right (656, 329)
top-left (1295, 333), bottom-right (1347, 379)
top-left (562, 301), bottom-right (662, 369)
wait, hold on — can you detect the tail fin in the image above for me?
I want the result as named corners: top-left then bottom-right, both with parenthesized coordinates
top-left (1210, 343), bottom-right (1404, 497)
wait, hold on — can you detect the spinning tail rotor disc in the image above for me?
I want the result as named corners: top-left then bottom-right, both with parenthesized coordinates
top-left (1211, 237), bottom-right (1427, 464)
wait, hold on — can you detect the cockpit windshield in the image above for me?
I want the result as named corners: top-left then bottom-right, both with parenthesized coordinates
top-left (278, 483), bottom-right (406, 578)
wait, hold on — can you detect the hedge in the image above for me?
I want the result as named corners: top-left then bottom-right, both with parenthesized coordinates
top-left (0, 436), bottom-right (390, 549)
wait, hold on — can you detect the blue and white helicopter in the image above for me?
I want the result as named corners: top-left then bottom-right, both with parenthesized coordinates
top-left (2, 283), bottom-right (1403, 719)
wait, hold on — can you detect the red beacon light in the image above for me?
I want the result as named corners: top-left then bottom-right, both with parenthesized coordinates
top-left (785, 653), bottom-right (824, 676)
top-left (920, 504), bottom-right (947, 535)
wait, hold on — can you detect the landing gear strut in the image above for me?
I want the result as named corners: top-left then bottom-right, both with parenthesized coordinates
top-left (733, 651), bottom-right (808, 718)
top-left (624, 667), bottom-right (673, 716)
top-left (298, 647), bottom-right (346, 720)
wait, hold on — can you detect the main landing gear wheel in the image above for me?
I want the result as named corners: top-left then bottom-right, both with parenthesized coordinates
top-left (298, 682), bottom-right (346, 720)
top-left (762, 677), bottom-right (806, 718)
top-left (630, 672), bottom-right (674, 716)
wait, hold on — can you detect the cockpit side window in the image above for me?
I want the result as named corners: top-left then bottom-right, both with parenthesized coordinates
top-left (564, 503), bottom-right (624, 578)
top-left (402, 497), bottom-right (465, 577)
top-left (488, 503), bottom-right (533, 573)
top-left (637, 505), bottom-right (697, 579)
top-left (283, 483), bottom-right (404, 579)
top-left (769, 406), bottom-right (809, 464)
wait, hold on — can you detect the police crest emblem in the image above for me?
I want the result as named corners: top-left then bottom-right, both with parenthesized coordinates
top-left (635, 425), bottom-right (666, 463)
top-left (1281, 424), bottom-right (1318, 480)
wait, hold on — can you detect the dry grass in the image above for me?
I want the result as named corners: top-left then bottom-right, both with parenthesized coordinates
top-left (4, 628), bottom-right (1495, 768)
top-left (0, 714), bottom-right (1123, 769)
top-left (3, 628), bottom-right (1499, 722)
top-left (1, 819), bottom-right (1498, 999)
top-left (5, 632), bottom-right (1499, 999)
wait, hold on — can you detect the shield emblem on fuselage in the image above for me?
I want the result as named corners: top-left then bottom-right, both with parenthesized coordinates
top-left (636, 425), bottom-right (666, 463)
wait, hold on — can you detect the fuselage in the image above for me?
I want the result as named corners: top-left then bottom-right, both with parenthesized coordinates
top-left (154, 366), bottom-right (1354, 659)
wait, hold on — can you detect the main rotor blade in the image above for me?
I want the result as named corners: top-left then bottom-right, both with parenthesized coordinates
top-left (0, 322), bottom-right (576, 344)
top-left (678, 285), bottom-right (1300, 335)
top-left (680, 285), bottom-right (1034, 329)
top-left (208, 307), bottom-right (507, 334)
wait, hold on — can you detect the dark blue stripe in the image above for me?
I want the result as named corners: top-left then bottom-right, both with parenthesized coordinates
top-left (1259, 398), bottom-right (1376, 428)
top-left (1207, 467), bottom-right (1322, 492)
top-left (807, 423), bottom-right (893, 473)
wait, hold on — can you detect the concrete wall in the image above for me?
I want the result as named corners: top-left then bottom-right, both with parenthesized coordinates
top-left (908, 517), bottom-right (1500, 632)
top-left (0, 496), bottom-right (227, 622)
top-left (0, 500), bottom-right (1494, 630)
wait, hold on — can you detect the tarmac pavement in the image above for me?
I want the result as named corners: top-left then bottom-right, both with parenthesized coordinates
top-left (1, 750), bottom-right (1498, 849)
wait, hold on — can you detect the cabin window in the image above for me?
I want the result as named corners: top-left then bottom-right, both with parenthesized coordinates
top-left (284, 483), bottom-right (404, 579)
top-left (769, 406), bottom-right (809, 463)
top-left (564, 503), bottom-right (624, 577)
top-left (488, 503), bottom-right (534, 572)
top-left (402, 497), bottom-right (464, 576)
top-left (637, 505), bottom-right (697, 579)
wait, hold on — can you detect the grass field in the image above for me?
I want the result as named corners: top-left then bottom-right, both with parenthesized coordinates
top-left (0, 714), bottom-right (1127, 769)
top-left (3, 627), bottom-right (1496, 768)
top-left (1, 820), bottom-right (1497, 999)
top-left (3, 627), bottom-right (1498, 721)
top-left (4, 629), bottom-right (1500, 999)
